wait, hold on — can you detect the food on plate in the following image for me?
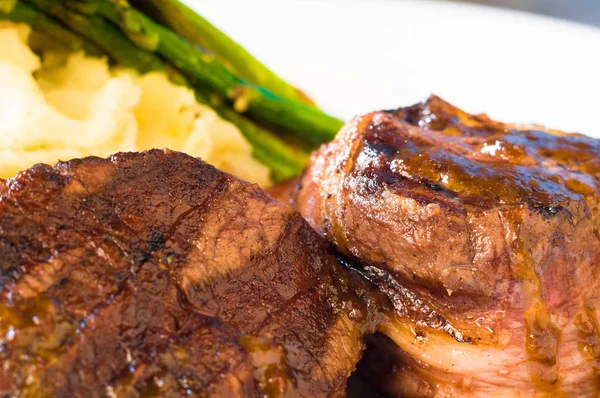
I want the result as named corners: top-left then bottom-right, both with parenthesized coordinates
top-left (2, 95), bottom-right (597, 397)
top-left (0, 22), bottom-right (270, 185)
top-left (287, 96), bottom-right (600, 396)
top-left (2, 1), bottom-right (599, 397)
top-left (0, 150), bottom-right (387, 397)
top-left (0, 0), bottom-right (343, 184)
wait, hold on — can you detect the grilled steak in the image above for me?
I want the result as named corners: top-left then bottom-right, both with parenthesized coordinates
top-left (0, 150), bottom-right (385, 397)
top-left (289, 96), bottom-right (600, 397)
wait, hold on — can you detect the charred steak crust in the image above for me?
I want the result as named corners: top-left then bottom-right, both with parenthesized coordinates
top-left (0, 150), bottom-right (385, 397)
top-left (290, 96), bottom-right (600, 397)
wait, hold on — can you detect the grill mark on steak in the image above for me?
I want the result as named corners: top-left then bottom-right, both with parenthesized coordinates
top-left (1, 159), bottom-right (231, 350)
top-left (0, 172), bottom-right (189, 393)
top-left (0, 156), bottom-right (235, 396)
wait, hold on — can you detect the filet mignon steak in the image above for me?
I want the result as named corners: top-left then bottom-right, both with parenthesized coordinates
top-left (290, 96), bottom-right (600, 397)
top-left (0, 150), bottom-right (384, 397)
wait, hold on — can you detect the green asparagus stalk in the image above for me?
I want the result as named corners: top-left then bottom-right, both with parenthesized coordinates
top-left (62, 0), bottom-right (343, 143)
top-left (23, 0), bottom-right (165, 73)
top-left (129, 0), bottom-right (315, 106)
top-left (0, 1), bottom-right (102, 54)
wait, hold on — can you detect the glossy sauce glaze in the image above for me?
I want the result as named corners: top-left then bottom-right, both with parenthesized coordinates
top-left (0, 150), bottom-right (389, 398)
top-left (288, 96), bottom-right (600, 397)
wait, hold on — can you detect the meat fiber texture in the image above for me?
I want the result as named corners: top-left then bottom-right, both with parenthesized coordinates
top-left (0, 150), bottom-right (384, 397)
top-left (290, 96), bottom-right (600, 397)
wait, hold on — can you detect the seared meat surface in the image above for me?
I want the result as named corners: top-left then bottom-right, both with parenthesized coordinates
top-left (0, 150), bottom-right (384, 397)
top-left (289, 96), bottom-right (600, 397)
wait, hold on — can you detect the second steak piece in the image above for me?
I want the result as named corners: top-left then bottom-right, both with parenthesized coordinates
top-left (290, 96), bottom-right (600, 397)
top-left (0, 150), bottom-right (385, 397)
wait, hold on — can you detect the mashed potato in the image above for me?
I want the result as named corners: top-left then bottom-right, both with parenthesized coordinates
top-left (0, 22), bottom-right (271, 186)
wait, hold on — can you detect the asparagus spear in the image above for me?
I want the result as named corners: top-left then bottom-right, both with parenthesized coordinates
top-left (62, 0), bottom-right (343, 143)
top-left (129, 0), bottom-right (315, 106)
top-left (0, 1), bottom-right (102, 54)
top-left (23, 0), bottom-right (165, 73)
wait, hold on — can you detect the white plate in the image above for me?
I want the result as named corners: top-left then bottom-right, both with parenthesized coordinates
top-left (189, 0), bottom-right (600, 137)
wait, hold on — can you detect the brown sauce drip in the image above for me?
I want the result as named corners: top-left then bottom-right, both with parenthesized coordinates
top-left (514, 234), bottom-right (563, 396)
top-left (239, 335), bottom-right (295, 398)
top-left (574, 306), bottom-right (600, 392)
top-left (523, 304), bottom-right (562, 395)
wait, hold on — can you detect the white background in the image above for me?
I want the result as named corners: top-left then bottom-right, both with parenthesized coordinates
top-left (189, 0), bottom-right (600, 137)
